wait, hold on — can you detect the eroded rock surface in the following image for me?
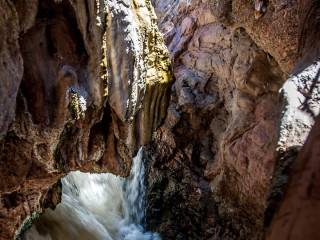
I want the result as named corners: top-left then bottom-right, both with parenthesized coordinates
top-left (0, 0), bottom-right (23, 138)
top-left (266, 116), bottom-right (320, 240)
top-left (0, 0), bottom-right (319, 239)
top-left (0, 0), bottom-right (173, 238)
top-left (144, 0), bottom-right (309, 239)
top-left (265, 0), bottom-right (320, 238)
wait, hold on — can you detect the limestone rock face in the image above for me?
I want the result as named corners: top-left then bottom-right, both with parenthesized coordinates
top-left (0, 0), bottom-right (173, 239)
top-left (144, 0), bottom-right (318, 239)
top-left (0, 0), bottom-right (319, 239)
top-left (106, 0), bottom-right (173, 146)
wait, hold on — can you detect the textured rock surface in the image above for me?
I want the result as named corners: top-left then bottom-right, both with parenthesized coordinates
top-left (0, 0), bottom-right (319, 239)
top-left (266, 116), bottom-right (320, 240)
top-left (265, 61), bottom-right (320, 228)
top-left (265, 0), bottom-right (320, 237)
top-left (0, 0), bottom-right (172, 239)
top-left (0, 0), bottom-right (23, 138)
top-left (106, 0), bottom-right (173, 146)
top-left (144, 0), bottom-right (306, 239)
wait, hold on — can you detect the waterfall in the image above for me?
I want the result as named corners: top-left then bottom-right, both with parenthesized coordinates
top-left (22, 148), bottom-right (160, 240)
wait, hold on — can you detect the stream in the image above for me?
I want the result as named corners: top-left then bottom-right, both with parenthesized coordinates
top-left (22, 148), bottom-right (160, 240)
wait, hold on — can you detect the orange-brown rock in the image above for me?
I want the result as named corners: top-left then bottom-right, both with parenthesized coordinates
top-left (0, 0), bottom-right (319, 239)
top-left (265, 0), bottom-right (320, 238)
top-left (145, 0), bottom-right (318, 239)
top-left (0, 0), bottom-right (173, 239)
top-left (266, 115), bottom-right (320, 240)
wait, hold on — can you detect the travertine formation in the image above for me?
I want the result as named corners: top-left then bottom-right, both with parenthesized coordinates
top-left (0, 0), bottom-right (319, 239)
top-left (0, 0), bottom-right (172, 239)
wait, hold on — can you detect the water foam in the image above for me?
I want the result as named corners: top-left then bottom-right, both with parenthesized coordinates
top-left (23, 148), bottom-right (160, 240)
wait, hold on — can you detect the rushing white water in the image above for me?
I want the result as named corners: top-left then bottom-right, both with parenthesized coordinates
top-left (23, 148), bottom-right (160, 240)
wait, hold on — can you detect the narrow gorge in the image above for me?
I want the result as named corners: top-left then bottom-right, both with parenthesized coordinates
top-left (22, 148), bottom-right (160, 240)
top-left (0, 0), bottom-right (319, 239)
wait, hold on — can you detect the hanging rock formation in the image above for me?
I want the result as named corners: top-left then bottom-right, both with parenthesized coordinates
top-left (0, 0), bottom-right (319, 239)
top-left (0, 0), bottom-right (173, 238)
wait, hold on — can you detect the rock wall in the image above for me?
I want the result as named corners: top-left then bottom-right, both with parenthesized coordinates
top-left (266, 116), bottom-right (320, 240)
top-left (0, 0), bottom-right (173, 239)
top-left (265, 0), bottom-right (320, 238)
top-left (0, 0), bottom-right (319, 239)
top-left (145, 0), bottom-right (316, 239)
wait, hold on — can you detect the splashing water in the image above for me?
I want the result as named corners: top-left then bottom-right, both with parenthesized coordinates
top-left (22, 148), bottom-right (160, 240)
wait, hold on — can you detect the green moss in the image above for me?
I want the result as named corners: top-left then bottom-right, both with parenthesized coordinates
top-left (16, 212), bottom-right (40, 240)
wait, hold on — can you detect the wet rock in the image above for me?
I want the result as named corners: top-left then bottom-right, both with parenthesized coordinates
top-left (0, 0), bottom-right (318, 239)
top-left (0, 0), bottom-right (173, 238)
